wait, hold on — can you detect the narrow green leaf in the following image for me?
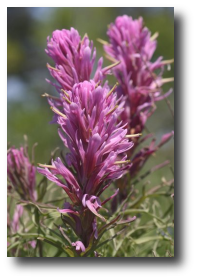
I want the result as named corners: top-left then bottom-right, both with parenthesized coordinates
top-left (132, 236), bottom-right (164, 244)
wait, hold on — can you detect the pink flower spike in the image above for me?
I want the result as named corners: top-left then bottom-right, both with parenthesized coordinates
top-left (7, 146), bottom-right (36, 201)
top-left (39, 28), bottom-right (137, 249)
top-left (104, 15), bottom-right (173, 133)
top-left (38, 80), bottom-right (134, 250)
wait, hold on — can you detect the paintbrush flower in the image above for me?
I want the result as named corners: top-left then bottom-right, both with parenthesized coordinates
top-left (38, 80), bottom-right (135, 249)
top-left (104, 15), bottom-right (173, 132)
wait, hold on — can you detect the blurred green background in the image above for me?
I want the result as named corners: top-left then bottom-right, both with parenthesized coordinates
top-left (7, 7), bottom-right (174, 180)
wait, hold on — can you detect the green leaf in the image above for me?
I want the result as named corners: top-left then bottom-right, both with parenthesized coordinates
top-left (131, 235), bottom-right (166, 245)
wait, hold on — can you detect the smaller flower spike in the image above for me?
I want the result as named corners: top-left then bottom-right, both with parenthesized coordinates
top-left (103, 15), bottom-right (174, 212)
top-left (7, 145), bottom-right (36, 201)
top-left (104, 15), bottom-right (174, 132)
top-left (38, 80), bottom-right (134, 249)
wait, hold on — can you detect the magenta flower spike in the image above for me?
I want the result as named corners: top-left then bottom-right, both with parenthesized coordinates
top-left (45, 28), bottom-right (120, 124)
top-left (7, 147), bottom-right (36, 201)
top-left (103, 15), bottom-right (174, 211)
top-left (38, 80), bottom-right (135, 250)
top-left (104, 15), bottom-right (173, 133)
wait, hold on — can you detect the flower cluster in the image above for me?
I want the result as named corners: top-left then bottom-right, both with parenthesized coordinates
top-left (103, 15), bottom-right (174, 208)
top-left (45, 27), bottom-right (118, 123)
top-left (7, 146), bottom-right (36, 201)
top-left (104, 15), bottom-right (173, 135)
top-left (7, 15), bottom-right (174, 258)
top-left (36, 27), bottom-right (138, 253)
